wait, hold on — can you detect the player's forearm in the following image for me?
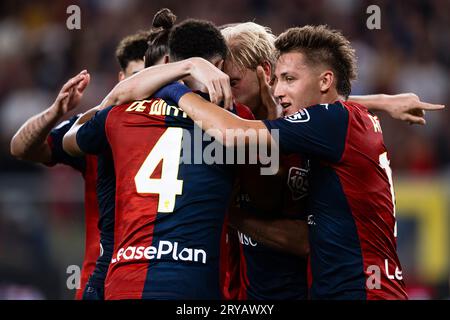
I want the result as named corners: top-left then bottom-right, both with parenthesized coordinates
top-left (229, 208), bottom-right (310, 257)
top-left (63, 106), bottom-right (100, 157)
top-left (101, 60), bottom-right (193, 108)
top-left (10, 104), bottom-right (63, 163)
top-left (178, 92), bottom-right (269, 147)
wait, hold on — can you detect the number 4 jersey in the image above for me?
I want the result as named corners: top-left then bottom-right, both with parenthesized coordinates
top-left (76, 97), bottom-right (253, 300)
top-left (264, 101), bottom-right (408, 300)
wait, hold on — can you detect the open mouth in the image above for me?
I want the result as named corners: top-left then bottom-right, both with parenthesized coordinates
top-left (281, 103), bottom-right (292, 115)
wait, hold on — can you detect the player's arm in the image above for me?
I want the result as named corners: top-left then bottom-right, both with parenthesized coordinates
top-left (155, 82), bottom-right (271, 148)
top-left (256, 65), bottom-right (282, 120)
top-left (10, 71), bottom-right (90, 163)
top-left (100, 57), bottom-right (233, 110)
top-left (156, 82), bottom-right (347, 160)
top-left (62, 105), bottom-right (105, 157)
top-left (349, 93), bottom-right (445, 125)
top-left (228, 208), bottom-right (309, 257)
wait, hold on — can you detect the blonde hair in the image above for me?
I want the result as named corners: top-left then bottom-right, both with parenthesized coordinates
top-left (221, 22), bottom-right (276, 71)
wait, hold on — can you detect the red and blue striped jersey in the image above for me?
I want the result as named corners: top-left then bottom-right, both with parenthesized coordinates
top-left (264, 101), bottom-right (407, 300)
top-left (76, 97), bottom-right (254, 299)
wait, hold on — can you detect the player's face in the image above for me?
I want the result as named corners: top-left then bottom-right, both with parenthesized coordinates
top-left (273, 52), bottom-right (322, 116)
top-left (119, 59), bottom-right (145, 81)
top-left (223, 59), bottom-right (260, 112)
top-left (124, 59), bottom-right (145, 78)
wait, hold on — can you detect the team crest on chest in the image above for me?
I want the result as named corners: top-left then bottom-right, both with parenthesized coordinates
top-left (287, 166), bottom-right (309, 200)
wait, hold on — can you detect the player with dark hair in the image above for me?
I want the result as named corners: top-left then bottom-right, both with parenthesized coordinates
top-left (63, 18), bottom-right (254, 299)
top-left (115, 31), bottom-right (150, 81)
top-left (169, 21), bottom-right (228, 62)
top-left (10, 30), bottom-right (150, 300)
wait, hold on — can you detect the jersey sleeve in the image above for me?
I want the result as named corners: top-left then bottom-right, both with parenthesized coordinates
top-left (47, 114), bottom-right (85, 172)
top-left (263, 102), bottom-right (349, 163)
top-left (76, 106), bottom-right (113, 155)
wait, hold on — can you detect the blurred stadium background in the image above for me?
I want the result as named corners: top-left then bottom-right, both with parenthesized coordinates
top-left (0, 0), bottom-right (448, 299)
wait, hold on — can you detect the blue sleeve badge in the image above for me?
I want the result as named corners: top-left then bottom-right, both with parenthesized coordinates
top-left (284, 109), bottom-right (310, 123)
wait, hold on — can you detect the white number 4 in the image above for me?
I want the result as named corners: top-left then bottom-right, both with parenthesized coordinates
top-left (379, 152), bottom-right (397, 237)
top-left (135, 128), bottom-right (184, 213)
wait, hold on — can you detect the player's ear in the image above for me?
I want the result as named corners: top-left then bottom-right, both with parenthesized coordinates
top-left (163, 55), bottom-right (169, 64)
top-left (118, 71), bottom-right (125, 82)
top-left (261, 60), bottom-right (272, 83)
top-left (215, 59), bottom-right (224, 70)
top-left (319, 70), bottom-right (334, 93)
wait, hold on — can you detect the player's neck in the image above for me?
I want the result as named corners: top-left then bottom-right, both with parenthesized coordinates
top-left (254, 108), bottom-right (268, 120)
top-left (252, 97), bottom-right (268, 120)
top-left (321, 90), bottom-right (344, 104)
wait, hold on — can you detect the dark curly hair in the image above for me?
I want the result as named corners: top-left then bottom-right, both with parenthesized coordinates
top-left (115, 31), bottom-right (149, 70)
top-left (168, 19), bottom-right (228, 62)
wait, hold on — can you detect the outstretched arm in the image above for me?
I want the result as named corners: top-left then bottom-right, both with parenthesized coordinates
top-left (349, 93), bottom-right (445, 125)
top-left (100, 57), bottom-right (233, 110)
top-left (10, 70), bottom-right (90, 163)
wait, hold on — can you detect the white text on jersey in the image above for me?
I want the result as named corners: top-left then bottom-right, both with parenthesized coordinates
top-left (111, 241), bottom-right (207, 264)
